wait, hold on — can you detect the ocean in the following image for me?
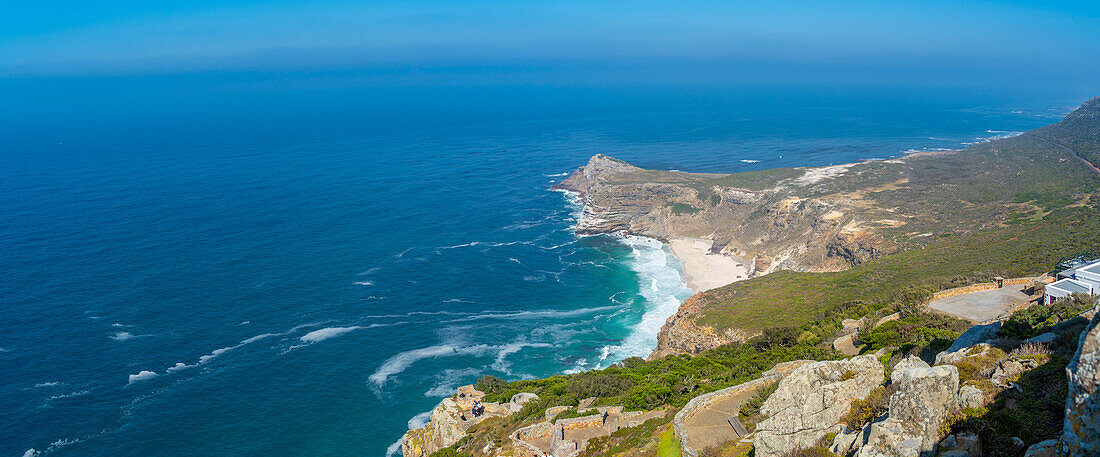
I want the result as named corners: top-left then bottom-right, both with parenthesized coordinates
top-left (0, 82), bottom-right (1079, 457)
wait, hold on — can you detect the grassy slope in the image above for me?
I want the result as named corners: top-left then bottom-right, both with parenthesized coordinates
top-left (695, 100), bottom-right (1100, 332)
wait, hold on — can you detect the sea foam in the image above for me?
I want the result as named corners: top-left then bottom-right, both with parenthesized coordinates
top-left (127, 371), bottom-right (158, 384)
top-left (599, 234), bottom-right (691, 365)
top-left (300, 326), bottom-right (362, 343)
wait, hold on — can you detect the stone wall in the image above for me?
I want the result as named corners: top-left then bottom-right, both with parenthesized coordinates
top-left (930, 277), bottom-right (1039, 301)
top-left (512, 406), bottom-right (664, 457)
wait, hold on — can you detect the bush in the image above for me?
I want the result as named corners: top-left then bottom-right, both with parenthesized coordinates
top-left (859, 312), bottom-right (968, 352)
top-left (739, 381), bottom-right (780, 420)
top-left (475, 375), bottom-right (507, 395)
top-left (840, 383), bottom-right (898, 429)
top-left (999, 294), bottom-right (1095, 340)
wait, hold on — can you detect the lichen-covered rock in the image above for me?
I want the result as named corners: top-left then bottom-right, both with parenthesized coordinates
top-left (847, 365), bottom-right (960, 457)
top-left (754, 355), bottom-right (885, 456)
top-left (956, 385), bottom-right (984, 410)
top-left (1064, 305), bottom-right (1100, 456)
top-left (1022, 439), bottom-right (1059, 457)
top-left (855, 418), bottom-right (922, 457)
top-left (889, 366), bottom-right (959, 452)
top-left (891, 355), bottom-right (930, 385)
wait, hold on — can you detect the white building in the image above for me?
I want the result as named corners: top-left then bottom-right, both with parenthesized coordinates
top-left (1047, 259), bottom-right (1100, 305)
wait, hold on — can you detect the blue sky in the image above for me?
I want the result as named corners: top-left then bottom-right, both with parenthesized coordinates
top-left (1, 0), bottom-right (1099, 89)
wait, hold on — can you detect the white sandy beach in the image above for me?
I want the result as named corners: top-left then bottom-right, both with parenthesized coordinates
top-left (667, 238), bottom-right (750, 293)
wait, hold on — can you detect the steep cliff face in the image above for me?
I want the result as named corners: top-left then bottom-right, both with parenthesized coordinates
top-left (554, 155), bottom-right (896, 272)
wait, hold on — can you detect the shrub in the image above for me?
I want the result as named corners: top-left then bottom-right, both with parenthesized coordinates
top-left (840, 383), bottom-right (898, 429)
top-left (475, 375), bottom-right (507, 395)
top-left (999, 294), bottom-right (1095, 340)
top-left (739, 381), bottom-right (780, 420)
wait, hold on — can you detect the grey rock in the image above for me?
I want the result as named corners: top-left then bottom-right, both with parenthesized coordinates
top-left (854, 365), bottom-right (960, 457)
top-left (944, 322), bottom-right (1001, 354)
top-left (891, 355), bottom-right (930, 385)
top-left (939, 451), bottom-right (969, 457)
top-left (1023, 439), bottom-right (1059, 457)
top-left (831, 426), bottom-right (868, 456)
top-left (508, 392), bottom-right (539, 412)
top-left (955, 432), bottom-right (980, 457)
top-left (855, 418), bottom-right (922, 457)
top-left (1011, 436), bottom-right (1025, 447)
top-left (957, 385), bottom-right (984, 410)
top-left (1064, 304), bottom-right (1100, 456)
top-left (938, 434), bottom-right (957, 450)
top-left (755, 355), bottom-right (885, 456)
top-left (935, 343), bottom-right (993, 365)
top-left (1025, 332), bottom-right (1058, 344)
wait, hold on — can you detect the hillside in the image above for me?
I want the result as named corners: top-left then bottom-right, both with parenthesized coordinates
top-left (555, 97), bottom-right (1100, 357)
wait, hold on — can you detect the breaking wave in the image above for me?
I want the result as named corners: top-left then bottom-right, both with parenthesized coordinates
top-left (598, 234), bottom-right (691, 365)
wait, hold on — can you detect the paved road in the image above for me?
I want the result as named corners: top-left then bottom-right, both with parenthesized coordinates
top-left (927, 287), bottom-right (1031, 322)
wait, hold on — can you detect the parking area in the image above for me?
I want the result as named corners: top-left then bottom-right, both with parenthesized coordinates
top-left (926, 287), bottom-right (1033, 322)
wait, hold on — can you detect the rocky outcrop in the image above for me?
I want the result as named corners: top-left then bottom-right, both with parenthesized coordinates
top-left (649, 294), bottom-right (746, 359)
top-left (890, 356), bottom-right (929, 385)
top-left (831, 363), bottom-right (961, 457)
top-left (1064, 304), bottom-right (1100, 456)
top-left (943, 322), bottom-right (1001, 355)
top-left (754, 355), bottom-right (885, 456)
top-left (402, 386), bottom-right (534, 457)
top-left (867, 365), bottom-right (959, 454)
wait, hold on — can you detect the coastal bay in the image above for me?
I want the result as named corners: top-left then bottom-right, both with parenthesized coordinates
top-left (667, 239), bottom-right (750, 293)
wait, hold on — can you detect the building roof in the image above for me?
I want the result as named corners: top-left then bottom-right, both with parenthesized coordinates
top-left (1081, 261), bottom-right (1100, 275)
top-left (1048, 278), bottom-right (1093, 295)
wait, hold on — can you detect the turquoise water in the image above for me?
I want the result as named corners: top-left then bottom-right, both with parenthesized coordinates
top-left (0, 83), bottom-right (1076, 456)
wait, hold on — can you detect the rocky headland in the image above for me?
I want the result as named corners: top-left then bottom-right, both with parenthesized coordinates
top-left (554, 97), bottom-right (1100, 359)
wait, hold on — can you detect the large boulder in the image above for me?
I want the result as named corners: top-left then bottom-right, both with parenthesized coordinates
top-left (849, 365), bottom-right (960, 457)
top-left (508, 392), bottom-right (540, 412)
top-left (1023, 439), bottom-right (1059, 457)
top-left (891, 355), bottom-right (930, 385)
top-left (1064, 305), bottom-right (1100, 456)
top-left (754, 355), bottom-right (885, 456)
top-left (943, 322), bottom-right (1001, 354)
top-left (956, 385), bottom-right (984, 410)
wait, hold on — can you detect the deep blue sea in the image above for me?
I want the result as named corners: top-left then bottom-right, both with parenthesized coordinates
top-left (0, 82), bottom-right (1082, 457)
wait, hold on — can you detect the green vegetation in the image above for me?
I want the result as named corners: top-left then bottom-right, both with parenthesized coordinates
top-left (858, 312), bottom-right (969, 354)
top-left (427, 447), bottom-right (471, 457)
top-left (999, 294), bottom-right (1095, 340)
top-left (695, 204), bottom-right (1100, 335)
top-left (738, 381), bottom-right (779, 421)
top-left (670, 202), bottom-right (702, 214)
top-left (948, 355), bottom-right (1071, 456)
top-left (708, 167), bottom-right (804, 190)
top-left (480, 337), bottom-right (839, 416)
top-left (840, 384), bottom-right (898, 429)
top-left (551, 407), bottom-right (599, 423)
top-left (580, 416), bottom-right (672, 457)
top-left (657, 427), bottom-right (683, 457)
